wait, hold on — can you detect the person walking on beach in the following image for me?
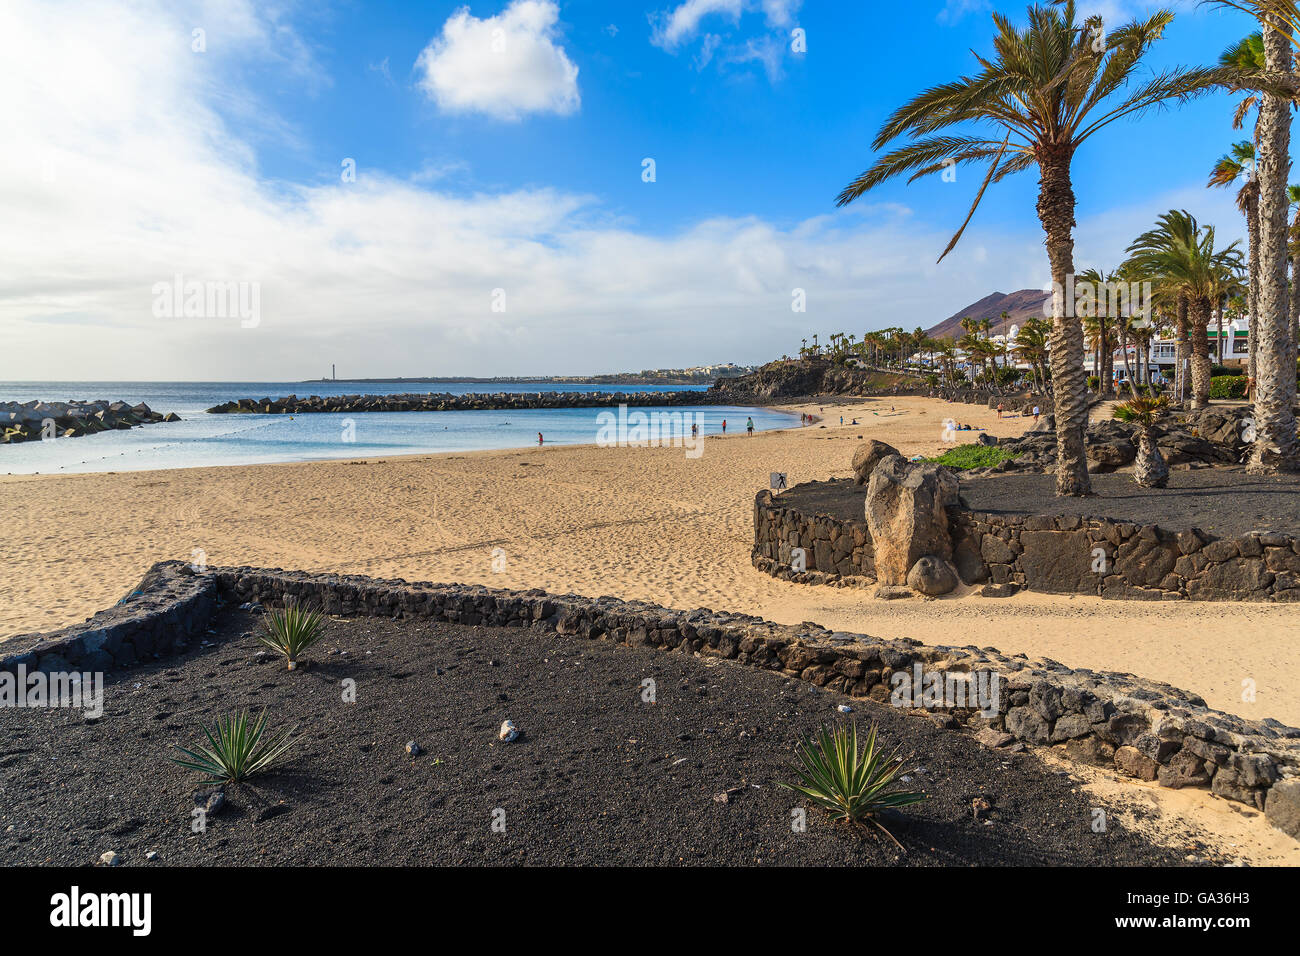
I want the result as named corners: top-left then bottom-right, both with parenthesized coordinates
top-left (1032, 406), bottom-right (1040, 425)
top-left (721, 419), bottom-right (727, 434)
top-left (538, 432), bottom-right (544, 446)
top-left (746, 416), bottom-right (754, 436)
top-left (997, 402), bottom-right (1004, 418)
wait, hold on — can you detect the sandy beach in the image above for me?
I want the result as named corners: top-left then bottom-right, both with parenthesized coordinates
top-left (4, 393), bottom-right (1298, 863)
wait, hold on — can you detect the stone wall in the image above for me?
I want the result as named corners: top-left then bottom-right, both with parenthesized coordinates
top-left (3, 561), bottom-right (1298, 836)
top-left (753, 489), bottom-right (1300, 602)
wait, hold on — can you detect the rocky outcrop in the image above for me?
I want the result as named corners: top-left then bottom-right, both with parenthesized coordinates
top-left (8, 561), bottom-right (1297, 835)
top-left (865, 456), bottom-right (959, 588)
top-left (979, 407), bottom-right (1248, 477)
top-left (0, 400), bottom-right (176, 444)
top-left (851, 439), bottom-right (900, 485)
top-left (706, 358), bottom-right (919, 401)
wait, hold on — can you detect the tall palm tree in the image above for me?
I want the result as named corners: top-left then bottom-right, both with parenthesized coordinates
top-left (835, 3), bottom-right (1220, 496)
top-left (1287, 183), bottom-right (1300, 347)
top-left (1211, 2), bottom-right (1300, 471)
top-left (1125, 210), bottom-right (1244, 409)
top-left (1013, 318), bottom-right (1052, 394)
top-left (934, 338), bottom-right (958, 386)
top-left (1077, 267), bottom-right (1121, 393)
top-left (1208, 140), bottom-right (1260, 379)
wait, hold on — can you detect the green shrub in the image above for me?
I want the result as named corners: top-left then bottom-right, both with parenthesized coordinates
top-left (259, 603), bottom-right (328, 670)
top-left (1209, 375), bottom-right (1248, 399)
top-left (927, 443), bottom-right (1018, 470)
top-left (779, 723), bottom-right (925, 849)
top-left (170, 710), bottom-right (297, 784)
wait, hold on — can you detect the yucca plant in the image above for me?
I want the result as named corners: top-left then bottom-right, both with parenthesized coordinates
top-left (258, 603), bottom-right (328, 670)
top-left (1113, 395), bottom-right (1171, 488)
top-left (779, 722), bottom-right (925, 850)
top-left (170, 710), bottom-right (297, 784)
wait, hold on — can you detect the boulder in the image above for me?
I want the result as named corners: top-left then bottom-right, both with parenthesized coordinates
top-left (851, 439), bottom-right (901, 486)
top-left (1265, 779), bottom-right (1300, 839)
top-left (1086, 439), bottom-right (1136, 470)
top-left (906, 555), bottom-right (958, 596)
top-left (1113, 745), bottom-right (1159, 781)
top-left (865, 456), bottom-right (959, 587)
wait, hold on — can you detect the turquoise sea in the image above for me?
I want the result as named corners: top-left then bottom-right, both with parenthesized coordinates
top-left (0, 381), bottom-right (798, 475)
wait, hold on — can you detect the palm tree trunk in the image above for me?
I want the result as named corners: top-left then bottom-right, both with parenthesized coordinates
top-left (1038, 153), bottom-right (1091, 496)
top-left (1247, 185), bottom-right (1260, 391)
top-left (1120, 322), bottom-right (1138, 398)
top-left (1248, 23), bottom-right (1300, 473)
top-left (1175, 294), bottom-right (1190, 405)
top-left (1133, 428), bottom-right (1169, 489)
top-left (1190, 296), bottom-right (1213, 409)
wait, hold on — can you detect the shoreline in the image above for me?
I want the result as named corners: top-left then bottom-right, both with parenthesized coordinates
top-left (0, 401), bottom-right (801, 478)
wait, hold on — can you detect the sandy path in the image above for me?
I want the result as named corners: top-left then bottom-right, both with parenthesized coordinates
top-left (3, 393), bottom-right (1298, 863)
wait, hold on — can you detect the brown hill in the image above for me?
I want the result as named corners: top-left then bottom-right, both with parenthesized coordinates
top-left (925, 289), bottom-right (1050, 341)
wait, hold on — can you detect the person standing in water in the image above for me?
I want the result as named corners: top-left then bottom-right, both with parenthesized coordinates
top-left (746, 416), bottom-right (754, 436)
top-left (721, 419), bottom-right (727, 434)
top-left (538, 432), bottom-right (543, 446)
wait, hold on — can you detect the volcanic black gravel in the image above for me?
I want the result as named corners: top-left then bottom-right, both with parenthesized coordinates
top-left (777, 478), bottom-right (868, 523)
top-left (0, 607), bottom-right (1188, 866)
top-left (959, 468), bottom-right (1300, 538)
top-left (778, 469), bottom-right (1300, 539)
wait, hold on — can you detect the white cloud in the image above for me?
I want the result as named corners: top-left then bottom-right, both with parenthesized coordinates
top-left (651, 0), bottom-right (744, 50)
top-left (650, 0), bottom-right (801, 82)
top-left (0, 0), bottom-right (1242, 382)
top-left (415, 0), bottom-right (579, 121)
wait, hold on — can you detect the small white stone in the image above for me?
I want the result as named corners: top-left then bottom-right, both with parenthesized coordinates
top-left (99, 851), bottom-right (120, 866)
top-left (499, 720), bottom-right (519, 742)
top-left (837, 704), bottom-right (853, 713)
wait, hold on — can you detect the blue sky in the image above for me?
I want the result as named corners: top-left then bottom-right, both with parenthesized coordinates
top-left (0, 0), bottom-right (1267, 379)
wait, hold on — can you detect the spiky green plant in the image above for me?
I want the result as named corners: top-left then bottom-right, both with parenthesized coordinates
top-left (258, 603), bottom-right (328, 670)
top-left (779, 723), bottom-right (926, 849)
top-left (1112, 394), bottom-right (1171, 428)
top-left (170, 710), bottom-right (297, 784)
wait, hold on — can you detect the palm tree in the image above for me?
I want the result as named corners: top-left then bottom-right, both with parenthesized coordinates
top-left (1211, 3), bottom-right (1300, 471)
top-left (1078, 267), bottom-right (1120, 393)
top-left (1208, 140), bottom-right (1260, 380)
top-left (835, 3), bottom-right (1220, 496)
top-left (934, 338), bottom-right (958, 386)
top-left (1014, 318), bottom-right (1052, 394)
top-left (1287, 184), bottom-right (1300, 348)
top-left (1114, 395), bottom-right (1171, 488)
top-left (1125, 210), bottom-right (1244, 409)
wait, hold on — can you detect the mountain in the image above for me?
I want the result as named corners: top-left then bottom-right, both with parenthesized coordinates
top-left (924, 289), bottom-right (1051, 341)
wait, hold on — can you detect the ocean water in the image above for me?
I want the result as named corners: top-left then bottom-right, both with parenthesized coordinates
top-left (0, 381), bottom-right (798, 475)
